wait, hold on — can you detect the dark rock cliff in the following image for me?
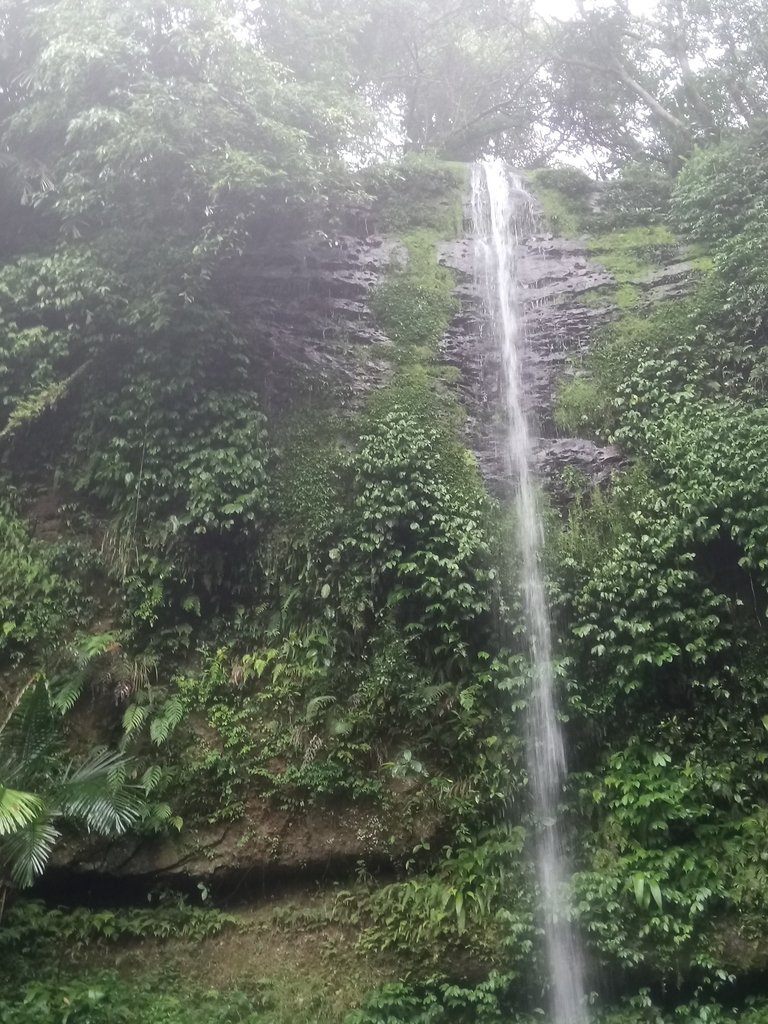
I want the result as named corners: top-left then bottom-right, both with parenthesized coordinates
top-left (48, 183), bottom-right (693, 893)
top-left (439, 226), bottom-right (620, 494)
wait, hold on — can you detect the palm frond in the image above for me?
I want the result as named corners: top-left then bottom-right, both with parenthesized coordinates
top-left (0, 680), bottom-right (56, 776)
top-left (0, 787), bottom-right (46, 835)
top-left (55, 749), bottom-right (144, 836)
top-left (0, 818), bottom-right (60, 887)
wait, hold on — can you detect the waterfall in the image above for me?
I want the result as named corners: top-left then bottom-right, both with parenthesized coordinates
top-left (471, 158), bottom-right (586, 1024)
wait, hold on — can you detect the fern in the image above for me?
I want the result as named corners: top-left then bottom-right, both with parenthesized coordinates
top-left (51, 676), bottom-right (86, 715)
top-left (418, 681), bottom-right (452, 708)
top-left (122, 702), bottom-right (149, 737)
top-left (140, 766), bottom-right (162, 793)
top-left (149, 695), bottom-right (185, 745)
top-left (306, 694), bottom-right (336, 721)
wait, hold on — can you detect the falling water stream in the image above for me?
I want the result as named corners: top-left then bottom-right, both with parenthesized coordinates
top-left (471, 159), bottom-right (587, 1024)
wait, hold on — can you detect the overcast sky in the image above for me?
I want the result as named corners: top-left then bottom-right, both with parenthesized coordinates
top-left (534, 0), bottom-right (657, 17)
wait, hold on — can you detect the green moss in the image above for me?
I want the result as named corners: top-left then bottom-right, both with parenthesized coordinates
top-left (580, 225), bottom-right (678, 311)
top-left (366, 175), bottom-right (481, 508)
top-left (615, 283), bottom-right (641, 308)
top-left (270, 407), bottom-right (345, 540)
top-left (371, 228), bottom-right (458, 356)
top-left (589, 225), bottom-right (675, 277)
top-left (527, 167), bottom-right (593, 236)
top-left (688, 253), bottom-right (715, 274)
top-left (577, 287), bottom-right (614, 308)
top-left (366, 155), bottom-right (466, 236)
top-left (553, 376), bottom-right (607, 437)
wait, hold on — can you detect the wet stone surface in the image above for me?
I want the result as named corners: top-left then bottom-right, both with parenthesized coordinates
top-left (439, 226), bottom-right (691, 492)
top-left (214, 230), bottom-right (402, 413)
top-left (439, 230), bottom-right (615, 490)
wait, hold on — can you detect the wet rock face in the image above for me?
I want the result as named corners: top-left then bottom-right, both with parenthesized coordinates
top-left (51, 794), bottom-right (437, 897)
top-left (536, 439), bottom-right (625, 501)
top-left (439, 230), bottom-right (616, 490)
top-left (215, 230), bottom-right (401, 411)
top-left (439, 225), bottom-right (689, 492)
top-left (214, 203), bottom-right (659, 501)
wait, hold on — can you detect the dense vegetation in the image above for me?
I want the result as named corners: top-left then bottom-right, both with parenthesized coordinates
top-left (3, 0), bottom-right (768, 1021)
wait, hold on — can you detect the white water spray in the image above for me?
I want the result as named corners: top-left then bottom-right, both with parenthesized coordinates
top-left (471, 159), bottom-right (586, 1024)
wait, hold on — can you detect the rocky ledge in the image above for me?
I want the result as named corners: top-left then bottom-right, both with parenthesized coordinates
top-left (439, 224), bottom-right (694, 491)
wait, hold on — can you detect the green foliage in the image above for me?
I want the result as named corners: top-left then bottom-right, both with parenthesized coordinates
top-left (672, 130), bottom-right (768, 347)
top-left (366, 157), bottom-right (465, 235)
top-left (0, 681), bottom-right (155, 887)
top-left (0, 973), bottom-right (267, 1024)
top-left (0, 622), bottom-right (181, 867)
top-left (8, 4), bottom-right (768, 1014)
top-left (529, 166), bottom-right (593, 201)
top-left (75, 347), bottom-right (270, 552)
top-left (672, 130), bottom-right (768, 245)
top-left (0, 495), bottom-right (85, 664)
top-left (596, 163), bottom-right (673, 230)
top-left (331, 396), bottom-right (494, 667)
top-left (163, 198), bottom-right (504, 817)
top-left (359, 829), bottom-right (534, 972)
top-left (548, 138), bottom-right (768, 991)
top-left (344, 972), bottom-right (519, 1024)
top-left (552, 287), bottom-right (744, 440)
top-left (526, 167), bottom-right (591, 235)
top-left (0, 898), bottom-right (237, 953)
top-left (270, 409), bottom-right (345, 541)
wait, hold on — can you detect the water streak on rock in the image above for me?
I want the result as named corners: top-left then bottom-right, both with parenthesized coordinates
top-left (472, 158), bottom-right (586, 1024)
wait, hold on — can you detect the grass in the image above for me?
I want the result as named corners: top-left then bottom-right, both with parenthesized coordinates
top-left (526, 167), bottom-right (592, 236)
top-left (371, 156), bottom-right (466, 237)
top-left (2, 889), bottom-right (399, 1024)
top-left (575, 225), bottom-right (679, 312)
top-left (588, 225), bottom-right (676, 279)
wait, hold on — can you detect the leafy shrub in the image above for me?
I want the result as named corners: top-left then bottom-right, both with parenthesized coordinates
top-left (0, 898), bottom-right (238, 954)
top-left (527, 167), bottom-right (592, 235)
top-left (0, 495), bottom-right (85, 663)
top-left (365, 157), bottom-right (465, 235)
top-left (359, 829), bottom-right (534, 977)
top-left (597, 162), bottom-right (672, 229)
top-left (344, 973), bottom-right (521, 1024)
top-left (76, 359), bottom-right (269, 547)
top-left (672, 129), bottom-right (768, 244)
top-left (0, 974), bottom-right (266, 1024)
top-left (331, 401), bottom-right (494, 667)
top-left (529, 166), bottom-right (593, 201)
